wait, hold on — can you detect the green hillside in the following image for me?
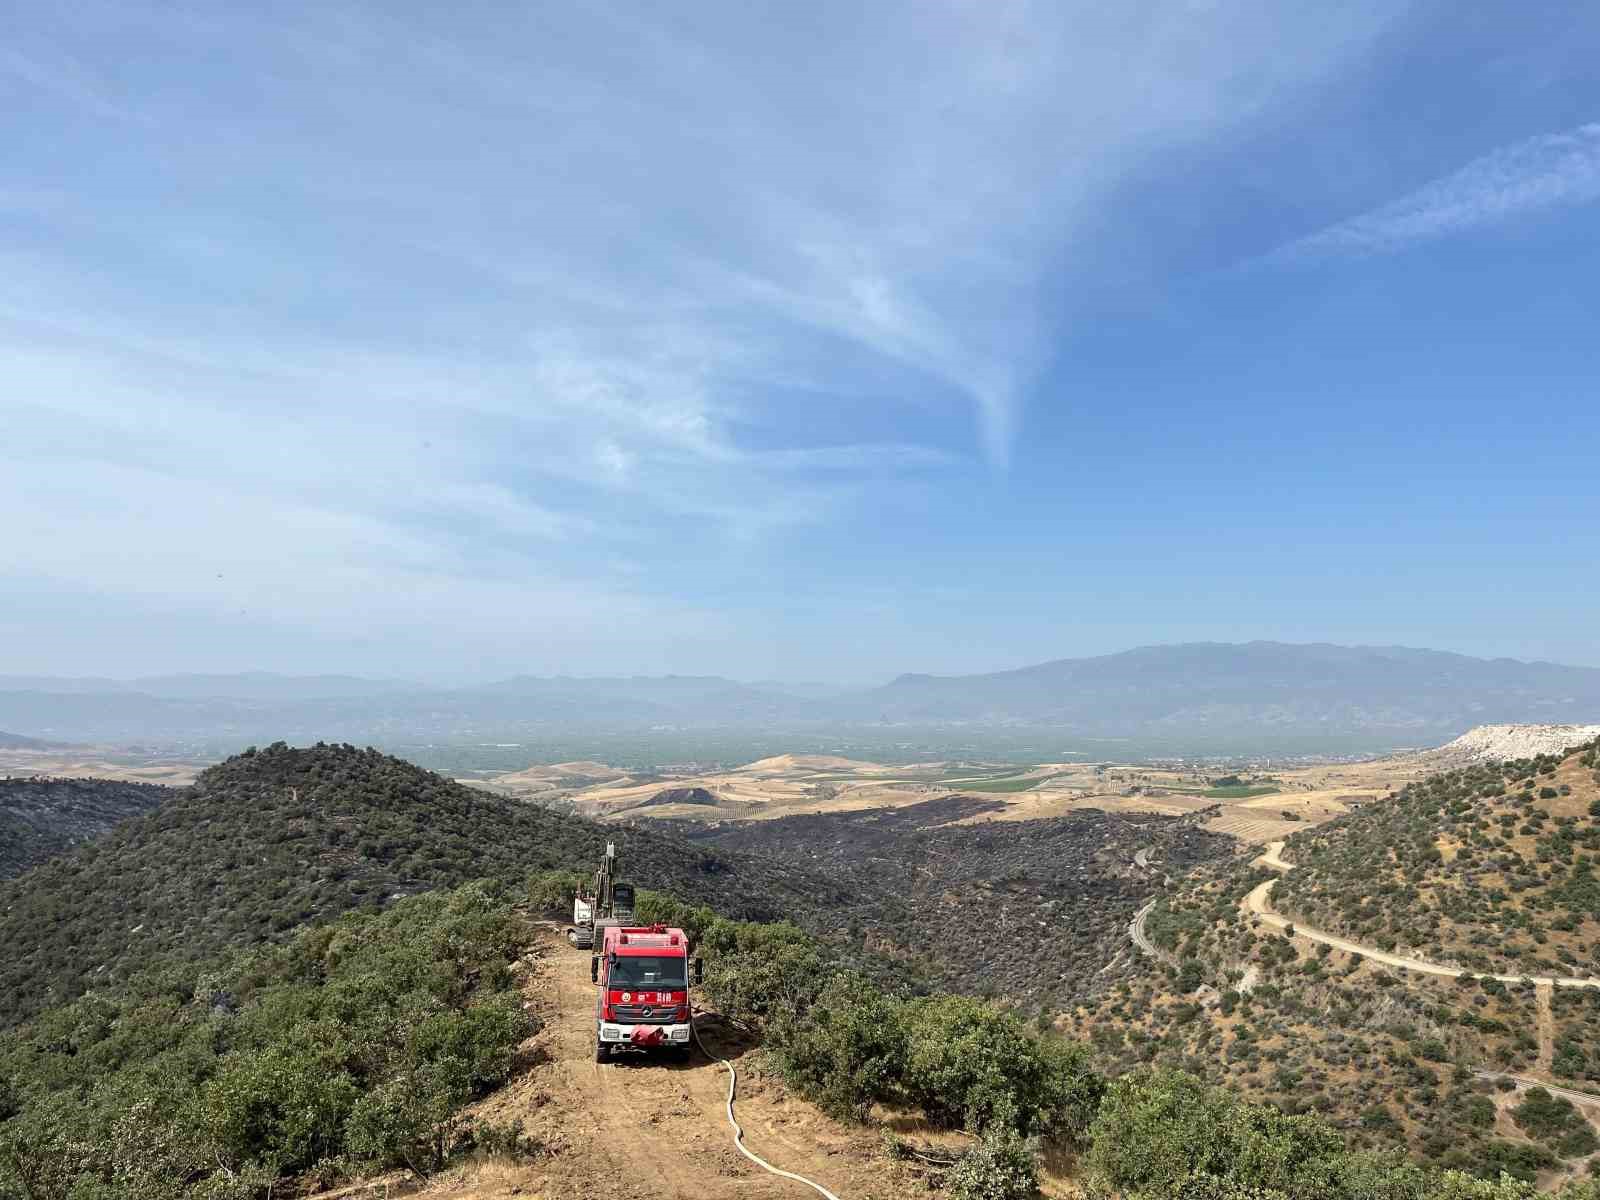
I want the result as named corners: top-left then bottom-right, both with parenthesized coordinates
top-left (0, 742), bottom-right (850, 1028)
top-left (1072, 737), bottom-right (1600, 1180)
top-left (0, 883), bottom-right (534, 1199)
top-left (1274, 738), bottom-right (1600, 978)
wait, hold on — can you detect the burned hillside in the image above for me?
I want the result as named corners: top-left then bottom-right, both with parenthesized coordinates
top-left (637, 785), bottom-right (720, 807)
top-left (677, 796), bottom-right (1233, 1008)
top-left (0, 776), bottom-right (172, 879)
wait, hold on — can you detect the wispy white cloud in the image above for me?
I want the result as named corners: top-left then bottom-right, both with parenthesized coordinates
top-left (1269, 122), bottom-right (1600, 264)
top-left (1, 0), bottom-right (1416, 674)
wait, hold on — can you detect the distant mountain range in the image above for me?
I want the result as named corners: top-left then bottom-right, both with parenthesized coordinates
top-left (0, 731), bottom-right (57, 750)
top-left (850, 642), bottom-right (1600, 731)
top-left (2, 642), bottom-right (1597, 751)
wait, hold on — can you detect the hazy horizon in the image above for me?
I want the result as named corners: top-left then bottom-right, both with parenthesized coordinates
top-left (7, 637), bottom-right (1600, 692)
top-left (6, 3), bottom-right (1598, 681)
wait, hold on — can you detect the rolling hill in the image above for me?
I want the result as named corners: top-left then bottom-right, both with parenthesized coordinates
top-left (1072, 734), bottom-right (1600, 1181)
top-left (0, 742), bottom-right (854, 1028)
top-left (680, 793), bottom-right (1233, 1007)
top-left (0, 742), bottom-right (1236, 1032)
top-left (1272, 735), bottom-right (1600, 986)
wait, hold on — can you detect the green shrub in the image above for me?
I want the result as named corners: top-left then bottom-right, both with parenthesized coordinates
top-left (769, 972), bottom-right (905, 1120)
top-left (699, 919), bottom-right (824, 1025)
top-left (1084, 1068), bottom-right (1347, 1199)
top-left (1510, 1086), bottom-right (1596, 1156)
top-left (0, 883), bottom-right (534, 1198)
top-left (899, 994), bottom-right (1097, 1137)
top-left (344, 1063), bottom-right (461, 1173)
top-left (526, 869), bottom-right (584, 916)
top-left (1177, 959), bottom-right (1205, 993)
top-left (198, 1045), bottom-right (360, 1174)
top-left (946, 1126), bottom-right (1038, 1200)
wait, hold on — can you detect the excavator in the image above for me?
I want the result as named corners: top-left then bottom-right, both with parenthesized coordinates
top-left (567, 840), bottom-right (636, 948)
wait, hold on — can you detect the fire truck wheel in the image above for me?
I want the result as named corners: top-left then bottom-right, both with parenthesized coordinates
top-left (594, 1036), bottom-right (608, 1063)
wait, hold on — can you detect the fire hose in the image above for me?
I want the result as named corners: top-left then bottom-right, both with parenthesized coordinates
top-left (690, 1012), bottom-right (845, 1200)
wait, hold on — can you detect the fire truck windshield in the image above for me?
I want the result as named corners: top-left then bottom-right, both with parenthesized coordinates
top-left (609, 955), bottom-right (687, 987)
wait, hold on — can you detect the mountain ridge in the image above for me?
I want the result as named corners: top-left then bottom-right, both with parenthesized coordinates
top-left (5, 641), bottom-right (1597, 748)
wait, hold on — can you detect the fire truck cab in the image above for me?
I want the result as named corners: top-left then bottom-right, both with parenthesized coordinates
top-left (590, 923), bottom-right (702, 1062)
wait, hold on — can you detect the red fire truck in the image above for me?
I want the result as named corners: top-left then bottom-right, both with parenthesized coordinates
top-left (590, 923), bottom-right (702, 1062)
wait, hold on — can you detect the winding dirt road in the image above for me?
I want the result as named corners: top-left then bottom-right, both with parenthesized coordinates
top-left (1231, 844), bottom-right (1600, 1111)
top-left (1243, 841), bottom-right (1600, 991)
top-left (1129, 900), bottom-right (1161, 959)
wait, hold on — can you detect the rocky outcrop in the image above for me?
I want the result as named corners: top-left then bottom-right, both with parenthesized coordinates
top-left (1425, 723), bottom-right (1600, 765)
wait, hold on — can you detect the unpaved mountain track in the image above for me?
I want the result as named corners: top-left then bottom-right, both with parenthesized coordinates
top-left (1476, 1073), bottom-right (1600, 1109)
top-left (410, 929), bottom-right (921, 1200)
top-left (1537, 983), bottom-right (1556, 1075)
top-left (1244, 842), bottom-right (1600, 991)
top-left (1129, 900), bottom-right (1162, 959)
top-left (1234, 841), bottom-right (1600, 1109)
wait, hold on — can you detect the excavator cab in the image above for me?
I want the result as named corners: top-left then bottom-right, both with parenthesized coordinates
top-left (613, 882), bottom-right (636, 922)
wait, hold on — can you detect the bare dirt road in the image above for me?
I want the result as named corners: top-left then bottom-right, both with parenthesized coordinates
top-left (407, 930), bottom-right (926, 1200)
top-left (1244, 842), bottom-right (1600, 991)
top-left (1129, 900), bottom-right (1162, 959)
top-left (1236, 842), bottom-right (1600, 1118)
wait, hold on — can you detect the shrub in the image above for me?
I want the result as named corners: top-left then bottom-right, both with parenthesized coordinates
top-left (463, 1117), bottom-right (541, 1161)
top-left (1084, 1067), bottom-right (1347, 1199)
top-left (699, 919), bottom-right (824, 1025)
top-left (768, 972), bottom-right (905, 1120)
top-left (0, 884), bottom-right (533, 1197)
top-left (1177, 959), bottom-right (1205, 993)
top-left (899, 994), bottom-right (1099, 1137)
top-left (946, 1126), bottom-right (1038, 1200)
top-left (1510, 1086), bottom-right (1596, 1156)
top-left (344, 1061), bottom-right (465, 1174)
top-left (526, 869), bottom-right (584, 916)
top-left (199, 1045), bottom-right (360, 1175)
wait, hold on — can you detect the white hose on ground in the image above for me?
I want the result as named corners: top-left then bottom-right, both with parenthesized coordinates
top-left (691, 1012), bottom-right (845, 1200)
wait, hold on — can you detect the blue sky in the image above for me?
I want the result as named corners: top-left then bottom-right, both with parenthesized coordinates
top-left (4, 1), bottom-right (1599, 683)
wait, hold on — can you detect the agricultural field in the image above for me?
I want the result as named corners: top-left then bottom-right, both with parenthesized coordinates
top-left (467, 746), bottom-right (1444, 846)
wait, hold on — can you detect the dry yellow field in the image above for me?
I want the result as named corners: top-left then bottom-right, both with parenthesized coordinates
top-left (463, 749), bottom-right (1441, 843)
top-left (1, 738), bottom-right (1442, 849)
top-left (0, 749), bottom-right (204, 786)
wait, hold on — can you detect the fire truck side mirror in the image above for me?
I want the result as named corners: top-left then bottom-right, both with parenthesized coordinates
top-left (693, 957), bottom-right (704, 985)
top-left (590, 955), bottom-right (599, 983)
